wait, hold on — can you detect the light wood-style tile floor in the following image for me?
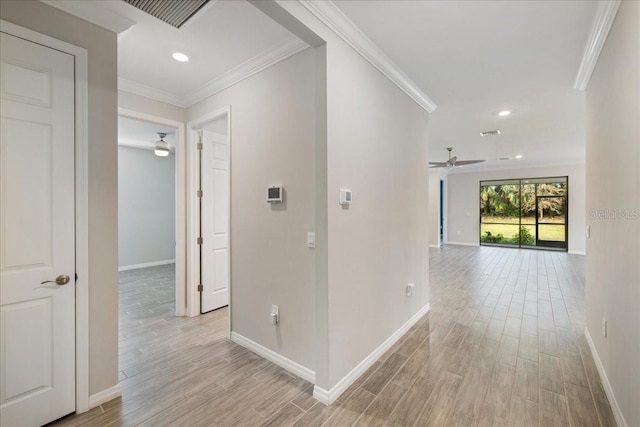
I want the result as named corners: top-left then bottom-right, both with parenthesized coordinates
top-left (49, 246), bottom-right (615, 426)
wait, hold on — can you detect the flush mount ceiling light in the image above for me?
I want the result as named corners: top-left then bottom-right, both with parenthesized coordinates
top-left (154, 132), bottom-right (170, 157)
top-left (498, 110), bottom-right (511, 117)
top-left (172, 52), bottom-right (189, 62)
top-left (515, 154), bottom-right (523, 159)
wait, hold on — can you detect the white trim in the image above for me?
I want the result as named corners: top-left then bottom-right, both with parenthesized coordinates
top-left (0, 19), bottom-right (91, 414)
top-left (88, 384), bottom-right (122, 409)
top-left (41, 1), bottom-right (135, 34)
top-left (446, 161), bottom-right (586, 175)
top-left (184, 38), bottom-right (308, 107)
top-left (568, 250), bottom-right (586, 256)
top-left (118, 108), bottom-right (187, 317)
top-left (584, 327), bottom-right (628, 427)
top-left (429, 244), bottom-right (441, 249)
top-left (313, 303), bottom-right (430, 405)
top-left (119, 38), bottom-right (308, 109)
top-left (231, 332), bottom-right (316, 383)
top-left (574, 1), bottom-right (622, 90)
top-left (187, 106), bottom-right (232, 321)
top-left (445, 242), bottom-right (480, 247)
top-left (118, 259), bottom-right (176, 272)
top-left (298, 0), bottom-right (437, 113)
top-left (119, 78), bottom-right (187, 108)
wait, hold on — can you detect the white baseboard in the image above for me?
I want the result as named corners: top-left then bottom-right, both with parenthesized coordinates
top-left (230, 332), bottom-right (316, 384)
top-left (584, 327), bottom-right (628, 427)
top-left (88, 384), bottom-right (121, 409)
top-left (444, 241), bottom-right (479, 247)
top-left (429, 244), bottom-right (441, 248)
top-left (568, 250), bottom-right (586, 255)
top-left (313, 303), bottom-right (431, 405)
top-left (118, 259), bottom-right (175, 271)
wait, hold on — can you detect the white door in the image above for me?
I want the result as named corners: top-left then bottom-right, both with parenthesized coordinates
top-left (0, 32), bottom-right (76, 426)
top-left (199, 129), bottom-right (230, 313)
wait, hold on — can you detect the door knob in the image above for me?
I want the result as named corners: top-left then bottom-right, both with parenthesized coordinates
top-left (41, 275), bottom-right (70, 286)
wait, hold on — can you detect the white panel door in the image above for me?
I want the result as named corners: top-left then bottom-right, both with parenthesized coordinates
top-left (200, 130), bottom-right (229, 313)
top-left (0, 32), bottom-right (76, 426)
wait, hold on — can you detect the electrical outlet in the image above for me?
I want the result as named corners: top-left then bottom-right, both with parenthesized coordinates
top-left (406, 283), bottom-right (415, 297)
top-left (602, 318), bottom-right (607, 338)
top-left (271, 305), bottom-right (279, 325)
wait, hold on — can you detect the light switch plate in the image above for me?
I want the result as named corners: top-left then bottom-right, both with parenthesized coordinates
top-left (307, 232), bottom-right (316, 248)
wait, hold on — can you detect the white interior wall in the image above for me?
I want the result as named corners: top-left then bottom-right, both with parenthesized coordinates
top-left (251, 0), bottom-right (431, 393)
top-left (446, 163), bottom-right (586, 254)
top-left (325, 40), bottom-right (430, 388)
top-left (118, 146), bottom-right (175, 268)
top-left (188, 48), bottom-right (317, 371)
top-left (585, 2), bottom-right (640, 426)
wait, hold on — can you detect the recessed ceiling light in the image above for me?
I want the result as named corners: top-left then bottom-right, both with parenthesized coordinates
top-left (172, 52), bottom-right (189, 62)
top-left (515, 154), bottom-right (523, 159)
top-left (498, 110), bottom-right (511, 117)
top-left (480, 130), bottom-right (501, 137)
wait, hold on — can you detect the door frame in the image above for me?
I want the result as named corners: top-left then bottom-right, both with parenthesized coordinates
top-left (186, 106), bottom-right (231, 334)
top-left (117, 108), bottom-right (187, 316)
top-left (0, 20), bottom-right (91, 413)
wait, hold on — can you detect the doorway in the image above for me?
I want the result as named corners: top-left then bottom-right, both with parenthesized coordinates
top-left (117, 109), bottom-right (187, 316)
top-left (188, 108), bottom-right (231, 318)
top-left (479, 176), bottom-right (568, 251)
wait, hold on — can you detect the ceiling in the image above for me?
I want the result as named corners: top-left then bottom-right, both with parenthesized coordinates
top-left (91, 0), bottom-right (305, 106)
top-left (52, 0), bottom-right (598, 171)
top-left (334, 0), bottom-right (597, 170)
top-left (118, 116), bottom-right (177, 150)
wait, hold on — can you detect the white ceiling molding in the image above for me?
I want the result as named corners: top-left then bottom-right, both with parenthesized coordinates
top-left (119, 37), bottom-right (308, 109)
top-left (119, 78), bottom-right (188, 108)
top-left (298, 0), bottom-right (437, 113)
top-left (574, 0), bottom-right (621, 90)
top-left (183, 37), bottom-right (309, 107)
top-left (41, 0), bottom-right (135, 34)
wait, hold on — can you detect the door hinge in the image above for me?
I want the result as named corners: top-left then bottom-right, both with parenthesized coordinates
top-left (197, 284), bottom-right (203, 292)
top-left (197, 142), bottom-right (203, 151)
top-left (197, 237), bottom-right (203, 245)
top-left (75, 273), bottom-right (78, 282)
top-left (197, 190), bottom-right (203, 198)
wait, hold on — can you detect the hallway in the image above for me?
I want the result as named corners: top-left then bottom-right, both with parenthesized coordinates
top-left (49, 246), bottom-right (614, 426)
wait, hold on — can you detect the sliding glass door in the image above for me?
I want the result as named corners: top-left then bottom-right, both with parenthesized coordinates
top-left (479, 177), bottom-right (568, 251)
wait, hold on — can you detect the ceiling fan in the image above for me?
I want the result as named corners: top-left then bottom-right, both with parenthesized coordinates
top-left (429, 147), bottom-right (485, 168)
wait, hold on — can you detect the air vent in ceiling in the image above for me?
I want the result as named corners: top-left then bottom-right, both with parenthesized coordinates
top-left (123, 0), bottom-right (210, 28)
top-left (480, 130), bottom-right (501, 137)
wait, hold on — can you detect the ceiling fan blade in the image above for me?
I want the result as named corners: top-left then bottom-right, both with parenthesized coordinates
top-left (429, 162), bottom-right (448, 168)
top-left (454, 160), bottom-right (485, 166)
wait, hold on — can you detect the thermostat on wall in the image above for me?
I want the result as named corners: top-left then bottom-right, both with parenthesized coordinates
top-left (267, 186), bottom-right (283, 203)
top-left (340, 189), bottom-right (352, 205)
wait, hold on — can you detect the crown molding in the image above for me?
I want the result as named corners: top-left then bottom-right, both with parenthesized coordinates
top-left (119, 78), bottom-right (188, 108)
top-left (574, 0), bottom-right (621, 90)
top-left (298, 0), bottom-right (437, 113)
top-left (119, 37), bottom-right (308, 109)
top-left (184, 37), bottom-right (309, 107)
top-left (41, 0), bottom-right (135, 34)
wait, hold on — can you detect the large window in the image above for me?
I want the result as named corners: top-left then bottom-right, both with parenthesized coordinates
top-left (480, 177), bottom-right (568, 251)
